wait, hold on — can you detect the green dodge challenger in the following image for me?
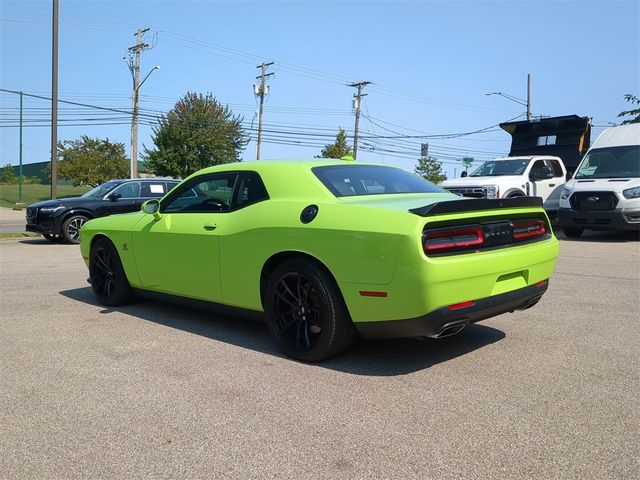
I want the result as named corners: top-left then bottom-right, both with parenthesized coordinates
top-left (79, 159), bottom-right (559, 361)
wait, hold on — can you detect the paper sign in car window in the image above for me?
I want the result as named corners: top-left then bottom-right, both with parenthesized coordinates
top-left (150, 184), bottom-right (164, 194)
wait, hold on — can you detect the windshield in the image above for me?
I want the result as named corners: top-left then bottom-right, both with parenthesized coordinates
top-left (81, 180), bottom-right (122, 199)
top-left (312, 164), bottom-right (443, 197)
top-left (469, 159), bottom-right (531, 177)
top-left (574, 145), bottom-right (640, 179)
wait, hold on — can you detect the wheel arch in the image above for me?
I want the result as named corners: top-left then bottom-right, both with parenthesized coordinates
top-left (89, 233), bottom-right (111, 250)
top-left (61, 209), bottom-right (94, 224)
top-left (259, 251), bottom-right (341, 309)
top-left (504, 189), bottom-right (526, 198)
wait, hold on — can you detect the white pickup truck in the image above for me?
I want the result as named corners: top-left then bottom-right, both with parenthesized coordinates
top-left (440, 155), bottom-right (568, 215)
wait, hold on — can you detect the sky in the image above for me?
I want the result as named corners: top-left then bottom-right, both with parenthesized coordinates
top-left (1, 0), bottom-right (639, 180)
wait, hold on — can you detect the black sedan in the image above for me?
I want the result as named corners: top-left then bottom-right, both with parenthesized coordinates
top-left (26, 178), bottom-right (180, 243)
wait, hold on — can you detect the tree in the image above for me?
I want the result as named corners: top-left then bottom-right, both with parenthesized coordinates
top-left (618, 94), bottom-right (640, 125)
top-left (144, 92), bottom-right (246, 178)
top-left (317, 128), bottom-right (352, 158)
top-left (415, 156), bottom-right (447, 184)
top-left (55, 136), bottom-right (129, 187)
top-left (0, 164), bottom-right (17, 184)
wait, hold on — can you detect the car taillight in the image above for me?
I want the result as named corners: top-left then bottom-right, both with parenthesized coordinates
top-left (512, 219), bottom-right (547, 240)
top-left (423, 227), bottom-right (484, 253)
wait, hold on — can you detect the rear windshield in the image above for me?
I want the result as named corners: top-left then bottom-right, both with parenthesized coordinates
top-left (574, 145), bottom-right (640, 179)
top-left (312, 164), bottom-right (443, 197)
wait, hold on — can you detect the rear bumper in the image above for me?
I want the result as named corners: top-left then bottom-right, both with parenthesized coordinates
top-left (354, 281), bottom-right (548, 339)
top-left (559, 208), bottom-right (640, 231)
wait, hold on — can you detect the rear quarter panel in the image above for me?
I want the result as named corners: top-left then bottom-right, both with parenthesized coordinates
top-left (218, 199), bottom-right (418, 310)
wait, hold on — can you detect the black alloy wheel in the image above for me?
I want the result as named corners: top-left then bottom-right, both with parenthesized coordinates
top-left (42, 233), bottom-right (63, 242)
top-left (89, 238), bottom-right (133, 306)
top-left (62, 214), bottom-right (89, 244)
top-left (265, 258), bottom-right (356, 362)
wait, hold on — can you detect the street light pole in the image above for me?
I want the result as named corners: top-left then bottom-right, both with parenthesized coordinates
top-left (127, 28), bottom-right (153, 178)
top-left (486, 73), bottom-right (532, 121)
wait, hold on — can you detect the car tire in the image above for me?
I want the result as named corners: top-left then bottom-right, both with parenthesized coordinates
top-left (265, 257), bottom-right (356, 362)
top-left (562, 227), bottom-right (583, 238)
top-left (42, 233), bottom-right (63, 242)
top-left (62, 214), bottom-right (89, 244)
top-left (89, 238), bottom-right (134, 306)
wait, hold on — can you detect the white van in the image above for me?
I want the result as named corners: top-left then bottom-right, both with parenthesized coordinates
top-left (558, 124), bottom-right (640, 237)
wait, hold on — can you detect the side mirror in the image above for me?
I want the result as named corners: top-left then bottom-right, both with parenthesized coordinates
top-left (108, 192), bottom-right (121, 202)
top-left (142, 199), bottom-right (162, 221)
top-left (461, 171), bottom-right (468, 178)
top-left (530, 169), bottom-right (553, 182)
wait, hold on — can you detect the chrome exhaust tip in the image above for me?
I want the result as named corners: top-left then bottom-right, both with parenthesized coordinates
top-left (428, 321), bottom-right (468, 339)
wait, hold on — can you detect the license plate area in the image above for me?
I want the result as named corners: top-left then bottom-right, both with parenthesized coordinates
top-left (482, 220), bottom-right (514, 247)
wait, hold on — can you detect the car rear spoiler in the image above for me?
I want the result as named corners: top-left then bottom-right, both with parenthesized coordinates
top-left (409, 197), bottom-right (543, 217)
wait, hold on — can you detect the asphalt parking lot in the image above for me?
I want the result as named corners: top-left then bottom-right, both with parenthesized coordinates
top-left (1, 231), bottom-right (638, 479)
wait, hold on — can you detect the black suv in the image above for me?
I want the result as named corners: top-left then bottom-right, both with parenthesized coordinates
top-left (26, 178), bottom-right (180, 243)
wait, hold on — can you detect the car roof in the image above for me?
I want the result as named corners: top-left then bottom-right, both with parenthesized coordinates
top-left (110, 177), bottom-right (180, 182)
top-left (591, 123), bottom-right (640, 149)
top-left (188, 159), bottom-right (399, 177)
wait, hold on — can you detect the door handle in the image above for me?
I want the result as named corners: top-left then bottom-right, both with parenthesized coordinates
top-left (549, 184), bottom-right (555, 187)
top-left (203, 224), bottom-right (217, 231)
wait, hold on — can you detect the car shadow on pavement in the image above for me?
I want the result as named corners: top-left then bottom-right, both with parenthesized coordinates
top-left (556, 230), bottom-right (640, 243)
top-left (18, 238), bottom-right (67, 245)
top-left (60, 286), bottom-right (505, 376)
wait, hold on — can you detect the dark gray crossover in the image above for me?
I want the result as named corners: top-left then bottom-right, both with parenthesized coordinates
top-left (26, 178), bottom-right (179, 243)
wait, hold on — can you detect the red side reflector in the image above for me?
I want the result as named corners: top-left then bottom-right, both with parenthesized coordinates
top-left (512, 219), bottom-right (547, 240)
top-left (535, 280), bottom-right (548, 287)
top-left (448, 300), bottom-right (475, 310)
top-left (359, 291), bottom-right (388, 298)
top-left (424, 227), bottom-right (484, 252)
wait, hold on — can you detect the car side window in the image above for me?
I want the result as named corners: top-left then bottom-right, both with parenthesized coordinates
top-left (530, 160), bottom-right (552, 178)
top-left (165, 181), bottom-right (179, 194)
top-left (546, 160), bottom-right (564, 178)
top-left (111, 181), bottom-right (141, 199)
top-left (234, 172), bottom-right (269, 208)
top-left (140, 182), bottom-right (168, 198)
top-left (162, 173), bottom-right (238, 213)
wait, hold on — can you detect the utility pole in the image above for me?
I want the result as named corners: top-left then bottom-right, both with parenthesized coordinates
top-left (127, 28), bottom-right (150, 178)
top-left (18, 91), bottom-right (23, 205)
top-left (50, 0), bottom-right (58, 199)
top-left (347, 81), bottom-right (371, 160)
top-left (254, 62), bottom-right (274, 160)
top-left (526, 73), bottom-right (532, 121)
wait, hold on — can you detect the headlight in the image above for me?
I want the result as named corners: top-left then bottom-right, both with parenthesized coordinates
top-left (560, 187), bottom-right (571, 200)
top-left (623, 186), bottom-right (640, 199)
top-left (39, 206), bottom-right (65, 214)
top-left (486, 185), bottom-right (499, 199)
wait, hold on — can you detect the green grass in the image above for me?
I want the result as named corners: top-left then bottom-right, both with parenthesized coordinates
top-left (0, 183), bottom-right (90, 209)
top-left (0, 232), bottom-right (39, 238)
